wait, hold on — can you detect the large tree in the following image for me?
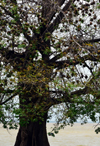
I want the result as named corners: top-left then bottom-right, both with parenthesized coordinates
top-left (0, 0), bottom-right (100, 146)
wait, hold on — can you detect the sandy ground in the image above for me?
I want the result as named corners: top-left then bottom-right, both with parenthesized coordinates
top-left (47, 123), bottom-right (100, 146)
top-left (0, 123), bottom-right (100, 146)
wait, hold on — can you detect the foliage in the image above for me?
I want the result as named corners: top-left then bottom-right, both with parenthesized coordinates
top-left (0, 0), bottom-right (100, 141)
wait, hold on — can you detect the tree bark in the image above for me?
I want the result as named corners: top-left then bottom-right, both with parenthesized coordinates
top-left (14, 114), bottom-right (50, 146)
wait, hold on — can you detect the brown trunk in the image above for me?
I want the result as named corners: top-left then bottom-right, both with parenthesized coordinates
top-left (14, 115), bottom-right (50, 146)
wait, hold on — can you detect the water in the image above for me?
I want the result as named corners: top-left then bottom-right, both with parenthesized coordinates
top-left (0, 123), bottom-right (100, 146)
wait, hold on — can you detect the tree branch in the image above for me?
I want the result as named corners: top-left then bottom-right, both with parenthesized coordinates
top-left (71, 86), bottom-right (91, 96)
top-left (0, 47), bottom-right (29, 70)
top-left (0, 5), bottom-right (14, 18)
top-left (50, 48), bottom-right (69, 63)
top-left (48, 86), bottom-right (93, 106)
top-left (54, 54), bottom-right (99, 69)
top-left (0, 93), bottom-right (18, 105)
top-left (0, 5), bottom-right (31, 42)
top-left (42, 0), bottom-right (66, 24)
top-left (82, 38), bottom-right (100, 44)
top-left (43, 0), bottom-right (73, 35)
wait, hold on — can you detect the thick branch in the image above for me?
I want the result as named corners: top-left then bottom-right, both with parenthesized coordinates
top-left (82, 38), bottom-right (100, 44)
top-left (54, 54), bottom-right (99, 69)
top-left (42, 0), bottom-right (66, 25)
top-left (0, 47), bottom-right (29, 70)
top-left (0, 48), bottom-right (24, 60)
top-left (50, 49), bottom-right (69, 63)
top-left (43, 0), bottom-right (73, 35)
top-left (48, 86), bottom-right (93, 106)
top-left (71, 86), bottom-right (91, 96)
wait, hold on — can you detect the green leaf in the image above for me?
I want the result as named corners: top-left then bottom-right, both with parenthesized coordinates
top-left (18, 44), bottom-right (26, 48)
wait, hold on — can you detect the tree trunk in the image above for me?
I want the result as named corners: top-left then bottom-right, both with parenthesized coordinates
top-left (14, 115), bottom-right (50, 146)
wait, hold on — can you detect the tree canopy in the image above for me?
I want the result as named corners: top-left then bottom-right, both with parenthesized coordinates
top-left (0, 0), bottom-right (100, 145)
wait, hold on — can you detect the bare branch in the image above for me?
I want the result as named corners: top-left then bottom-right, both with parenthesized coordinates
top-left (0, 93), bottom-right (18, 105)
